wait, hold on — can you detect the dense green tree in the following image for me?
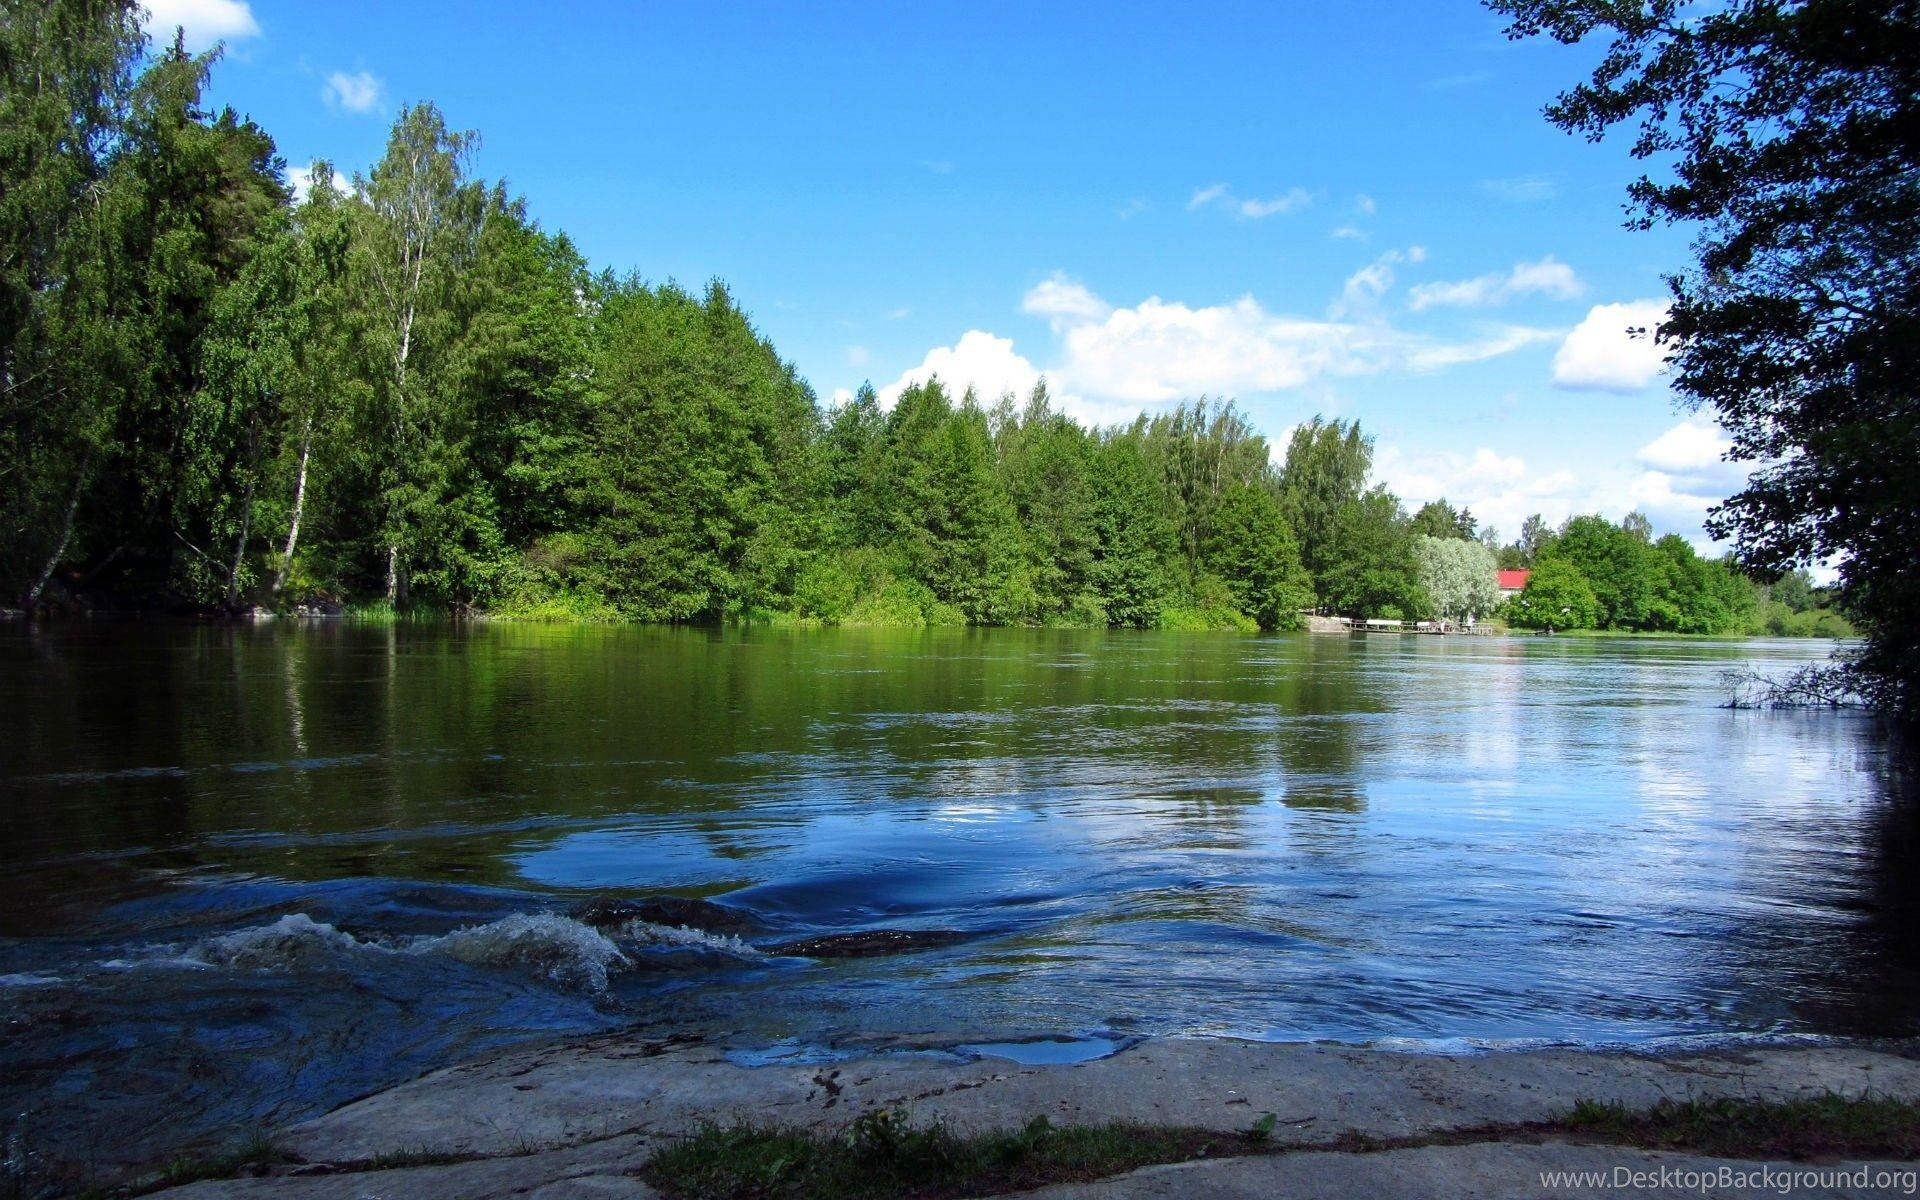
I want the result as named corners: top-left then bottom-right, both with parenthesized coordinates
top-left (1316, 489), bottom-right (1429, 619)
top-left (571, 280), bottom-right (819, 620)
top-left (1275, 416), bottom-right (1373, 597)
top-left (1203, 482), bottom-right (1313, 630)
top-left (1, 0), bottom-right (143, 605)
top-left (1410, 498), bottom-right (1478, 541)
top-left (1086, 434), bottom-right (1176, 628)
top-left (996, 386), bottom-right (1100, 623)
top-left (107, 39), bottom-right (287, 603)
top-left (1509, 556), bottom-right (1602, 629)
top-left (1134, 399), bottom-right (1273, 578)
top-left (1494, 0), bottom-right (1920, 715)
top-left (1549, 514), bottom-right (1664, 629)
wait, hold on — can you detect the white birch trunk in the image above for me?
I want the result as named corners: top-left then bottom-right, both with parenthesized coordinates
top-left (24, 456), bottom-right (88, 609)
top-left (272, 417), bottom-right (313, 596)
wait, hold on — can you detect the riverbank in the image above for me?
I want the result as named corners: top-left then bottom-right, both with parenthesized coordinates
top-left (124, 1036), bottom-right (1920, 1199)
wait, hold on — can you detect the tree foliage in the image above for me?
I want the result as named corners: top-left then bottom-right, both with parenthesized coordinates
top-left (1414, 535), bottom-right (1501, 620)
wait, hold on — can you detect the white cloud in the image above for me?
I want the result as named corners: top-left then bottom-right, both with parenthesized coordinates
top-left (1355, 194), bottom-right (1378, 216)
top-left (1329, 246), bottom-right (1425, 320)
top-left (1187, 183), bottom-right (1230, 211)
top-left (877, 330), bottom-right (1042, 408)
top-left (874, 267), bottom-right (1560, 439)
top-left (1481, 175), bottom-right (1559, 202)
top-left (846, 345), bottom-right (871, 368)
top-left (1377, 444), bottom-right (1582, 540)
top-left (1017, 269), bottom-right (1547, 408)
top-left (142, 0), bottom-right (259, 50)
top-left (1637, 416), bottom-right (1730, 475)
top-left (1408, 256), bottom-right (1586, 311)
top-left (1380, 419), bottom-right (1751, 551)
top-left (1021, 273), bottom-right (1113, 332)
top-left (1330, 226), bottom-right (1366, 241)
top-left (1189, 182), bottom-right (1314, 219)
top-left (1627, 417), bottom-right (1749, 535)
top-left (323, 71), bottom-right (385, 115)
top-left (1552, 299), bottom-right (1673, 391)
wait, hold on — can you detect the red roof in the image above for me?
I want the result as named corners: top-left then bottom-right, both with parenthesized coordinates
top-left (1497, 569), bottom-right (1531, 590)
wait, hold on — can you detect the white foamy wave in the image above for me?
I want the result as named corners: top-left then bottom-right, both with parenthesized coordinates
top-left (404, 913), bottom-right (629, 992)
top-left (607, 918), bottom-right (763, 958)
top-left (189, 913), bottom-right (383, 970)
top-left (109, 910), bottom-right (758, 992)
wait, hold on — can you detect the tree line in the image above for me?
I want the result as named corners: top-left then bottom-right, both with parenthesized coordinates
top-left (0, 3), bottom-right (1829, 641)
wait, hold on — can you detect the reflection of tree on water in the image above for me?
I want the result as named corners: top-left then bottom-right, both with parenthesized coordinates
top-left (1802, 740), bottom-right (1920, 1038)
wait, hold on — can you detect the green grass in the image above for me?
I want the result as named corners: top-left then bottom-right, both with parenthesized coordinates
top-left (637, 1111), bottom-right (1271, 1200)
top-left (1563, 1094), bottom-right (1920, 1160)
top-left (639, 1095), bottom-right (1920, 1200)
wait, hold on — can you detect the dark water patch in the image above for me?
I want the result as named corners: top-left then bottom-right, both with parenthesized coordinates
top-left (768, 930), bottom-right (974, 958)
top-left (569, 894), bottom-right (768, 935)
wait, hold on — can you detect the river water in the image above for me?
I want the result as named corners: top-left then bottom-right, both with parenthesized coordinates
top-left (1, 623), bottom-right (1912, 1189)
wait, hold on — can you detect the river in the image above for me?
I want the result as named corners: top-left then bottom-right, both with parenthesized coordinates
top-left (0, 622), bottom-right (1910, 1189)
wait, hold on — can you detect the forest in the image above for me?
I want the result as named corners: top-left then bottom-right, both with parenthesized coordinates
top-left (1, 8), bottom-right (1830, 638)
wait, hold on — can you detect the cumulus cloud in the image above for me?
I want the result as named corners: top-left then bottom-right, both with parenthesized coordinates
top-left (1627, 417), bottom-right (1749, 532)
top-left (323, 71), bottom-right (385, 115)
top-left (877, 330), bottom-right (1043, 408)
top-left (1020, 269), bottom-right (1547, 408)
top-left (1552, 299), bottom-right (1673, 390)
top-left (1377, 443), bottom-right (1583, 541)
top-left (1189, 182), bottom-right (1314, 219)
top-left (1381, 418), bottom-right (1752, 551)
top-left (875, 266), bottom-right (1558, 436)
top-left (1637, 416), bottom-right (1731, 475)
top-left (142, 0), bottom-right (259, 50)
top-left (1021, 272), bottom-right (1113, 332)
top-left (1408, 256), bottom-right (1586, 311)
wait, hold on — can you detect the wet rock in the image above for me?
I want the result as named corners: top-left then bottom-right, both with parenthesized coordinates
top-left (766, 929), bottom-right (970, 958)
top-left (566, 895), bottom-right (764, 935)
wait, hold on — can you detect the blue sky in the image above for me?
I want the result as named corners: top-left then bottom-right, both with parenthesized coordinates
top-left (155, 0), bottom-right (1745, 548)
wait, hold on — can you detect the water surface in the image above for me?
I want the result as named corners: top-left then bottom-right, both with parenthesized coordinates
top-left (1, 623), bottom-right (1912, 1188)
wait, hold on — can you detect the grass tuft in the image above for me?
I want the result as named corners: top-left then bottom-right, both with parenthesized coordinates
top-left (637, 1109), bottom-right (1259, 1200)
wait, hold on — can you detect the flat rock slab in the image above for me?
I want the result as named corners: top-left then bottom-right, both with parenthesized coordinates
top-left (1024, 1144), bottom-right (1920, 1199)
top-left (272, 1038), bottom-right (1920, 1165)
top-left (149, 1039), bottom-right (1920, 1198)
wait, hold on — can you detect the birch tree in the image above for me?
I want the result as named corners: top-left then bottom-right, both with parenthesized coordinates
top-left (353, 104), bottom-right (486, 606)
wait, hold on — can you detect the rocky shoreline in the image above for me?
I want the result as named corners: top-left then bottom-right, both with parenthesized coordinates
top-left (133, 1036), bottom-right (1920, 1198)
